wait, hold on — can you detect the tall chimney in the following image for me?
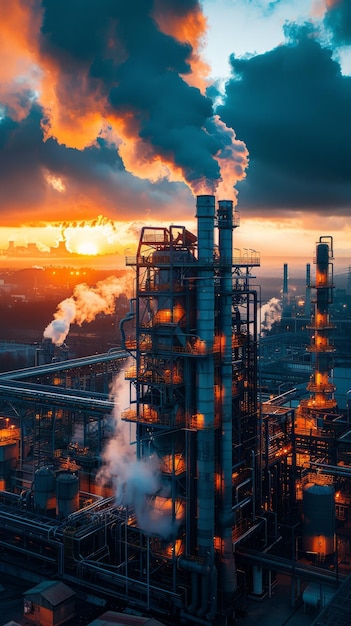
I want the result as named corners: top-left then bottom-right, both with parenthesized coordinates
top-left (195, 195), bottom-right (215, 562)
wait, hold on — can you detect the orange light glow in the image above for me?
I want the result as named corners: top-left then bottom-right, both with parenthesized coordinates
top-left (190, 413), bottom-right (205, 429)
top-left (165, 539), bottom-right (184, 558)
top-left (214, 335), bottom-right (222, 352)
top-left (215, 472), bottom-right (222, 490)
top-left (308, 534), bottom-right (335, 555)
top-left (162, 454), bottom-right (186, 475)
top-left (153, 496), bottom-right (185, 521)
top-left (214, 536), bottom-right (223, 551)
top-left (154, 306), bottom-right (185, 325)
top-left (194, 338), bottom-right (207, 354)
top-left (214, 385), bottom-right (221, 400)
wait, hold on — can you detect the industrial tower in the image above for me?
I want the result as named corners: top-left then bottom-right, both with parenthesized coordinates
top-left (120, 194), bottom-right (260, 623)
top-left (295, 236), bottom-right (337, 456)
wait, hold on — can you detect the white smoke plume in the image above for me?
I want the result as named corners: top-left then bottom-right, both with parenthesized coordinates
top-left (260, 297), bottom-right (282, 337)
top-left (43, 275), bottom-right (129, 345)
top-left (97, 371), bottom-right (182, 539)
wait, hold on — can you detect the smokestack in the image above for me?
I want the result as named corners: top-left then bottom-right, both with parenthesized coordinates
top-left (195, 194), bottom-right (215, 562)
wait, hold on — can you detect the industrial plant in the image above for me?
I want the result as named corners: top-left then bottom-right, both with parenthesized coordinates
top-left (1, 195), bottom-right (351, 625)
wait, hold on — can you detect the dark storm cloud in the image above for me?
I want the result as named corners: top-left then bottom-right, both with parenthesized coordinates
top-left (218, 27), bottom-right (351, 215)
top-left (0, 102), bottom-right (193, 224)
top-left (324, 0), bottom-right (351, 46)
top-left (38, 0), bottom-right (222, 189)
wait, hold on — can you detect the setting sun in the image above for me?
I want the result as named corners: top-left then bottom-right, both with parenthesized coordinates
top-left (76, 241), bottom-right (99, 256)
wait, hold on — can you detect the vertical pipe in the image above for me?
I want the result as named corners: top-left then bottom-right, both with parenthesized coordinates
top-left (217, 200), bottom-right (237, 598)
top-left (305, 263), bottom-right (311, 318)
top-left (195, 195), bottom-right (215, 561)
top-left (283, 263), bottom-right (289, 311)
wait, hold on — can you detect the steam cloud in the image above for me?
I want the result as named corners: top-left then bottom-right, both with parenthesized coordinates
top-left (97, 372), bottom-right (182, 538)
top-left (260, 297), bottom-right (282, 336)
top-left (43, 275), bottom-right (129, 345)
top-left (2, 0), bottom-right (249, 211)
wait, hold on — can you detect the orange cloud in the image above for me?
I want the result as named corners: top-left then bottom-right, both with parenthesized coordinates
top-left (0, 0), bottom-right (42, 119)
top-left (153, 1), bottom-right (210, 92)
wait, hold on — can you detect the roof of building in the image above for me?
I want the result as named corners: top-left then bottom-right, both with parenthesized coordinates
top-left (23, 580), bottom-right (75, 606)
top-left (87, 610), bottom-right (166, 626)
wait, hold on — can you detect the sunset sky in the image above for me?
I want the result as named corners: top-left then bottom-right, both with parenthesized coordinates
top-left (0, 0), bottom-right (350, 269)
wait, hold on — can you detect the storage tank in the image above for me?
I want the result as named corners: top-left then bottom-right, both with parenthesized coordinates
top-left (302, 483), bottom-right (335, 556)
top-left (56, 472), bottom-right (79, 518)
top-left (34, 466), bottom-right (56, 512)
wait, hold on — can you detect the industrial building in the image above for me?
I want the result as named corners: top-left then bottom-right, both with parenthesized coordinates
top-left (0, 195), bottom-right (351, 625)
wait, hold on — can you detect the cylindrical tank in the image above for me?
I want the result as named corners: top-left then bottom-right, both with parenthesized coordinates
top-left (302, 483), bottom-right (335, 556)
top-left (56, 473), bottom-right (79, 518)
top-left (34, 466), bottom-right (56, 512)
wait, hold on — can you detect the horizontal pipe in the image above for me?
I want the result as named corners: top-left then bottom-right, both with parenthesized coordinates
top-left (180, 610), bottom-right (212, 625)
top-left (178, 557), bottom-right (211, 576)
top-left (236, 548), bottom-right (345, 586)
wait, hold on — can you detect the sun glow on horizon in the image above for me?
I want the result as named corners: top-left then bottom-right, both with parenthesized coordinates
top-left (76, 240), bottom-right (99, 256)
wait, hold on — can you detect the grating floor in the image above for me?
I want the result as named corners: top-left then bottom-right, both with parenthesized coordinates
top-left (312, 573), bottom-right (351, 625)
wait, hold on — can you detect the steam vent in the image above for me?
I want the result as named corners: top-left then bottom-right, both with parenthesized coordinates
top-left (2, 198), bottom-right (351, 625)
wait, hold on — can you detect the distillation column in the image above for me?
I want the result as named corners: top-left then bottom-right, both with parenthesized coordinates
top-left (306, 237), bottom-right (336, 412)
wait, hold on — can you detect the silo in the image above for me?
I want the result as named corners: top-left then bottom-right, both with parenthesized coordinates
top-left (34, 467), bottom-right (56, 513)
top-left (302, 483), bottom-right (335, 556)
top-left (56, 473), bottom-right (79, 518)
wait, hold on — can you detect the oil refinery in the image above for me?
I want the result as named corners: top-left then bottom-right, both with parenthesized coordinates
top-left (1, 195), bottom-right (351, 625)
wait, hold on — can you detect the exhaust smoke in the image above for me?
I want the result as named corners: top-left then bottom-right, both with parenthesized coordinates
top-left (97, 372), bottom-right (183, 539)
top-left (43, 275), bottom-right (130, 345)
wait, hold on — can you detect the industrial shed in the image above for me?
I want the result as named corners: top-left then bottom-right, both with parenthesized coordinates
top-left (23, 580), bottom-right (75, 626)
top-left (87, 610), bottom-right (166, 626)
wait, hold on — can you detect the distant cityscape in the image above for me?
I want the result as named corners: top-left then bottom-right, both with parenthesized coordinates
top-left (1, 239), bottom-right (80, 258)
